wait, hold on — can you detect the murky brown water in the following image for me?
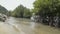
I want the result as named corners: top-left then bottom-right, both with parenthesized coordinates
top-left (0, 17), bottom-right (60, 34)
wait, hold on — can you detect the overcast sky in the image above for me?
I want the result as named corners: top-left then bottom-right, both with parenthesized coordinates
top-left (0, 0), bottom-right (35, 10)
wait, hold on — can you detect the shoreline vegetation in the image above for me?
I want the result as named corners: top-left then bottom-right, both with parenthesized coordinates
top-left (0, 0), bottom-right (60, 28)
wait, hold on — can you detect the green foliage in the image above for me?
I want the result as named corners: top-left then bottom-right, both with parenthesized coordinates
top-left (24, 8), bottom-right (31, 18)
top-left (12, 5), bottom-right (31, 18)
top-left (33, 0), bottom-right (60, 17)
top-left (0, 5), bottom-right (8, 15)
top-left (7, 11), bottom-right (12, 16)
top-left (12, 5), bottom-right (25, 17)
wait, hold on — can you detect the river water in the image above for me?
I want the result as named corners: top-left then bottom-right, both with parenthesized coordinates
top-left (0, 17), bottom-right (60, 34)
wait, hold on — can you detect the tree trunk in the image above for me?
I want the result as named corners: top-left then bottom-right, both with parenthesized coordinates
top-left (49, 16), bottom-right (54, 26)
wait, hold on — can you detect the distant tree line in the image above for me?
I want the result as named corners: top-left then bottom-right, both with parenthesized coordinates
top-left (11, 5), bottom-right (32, 18)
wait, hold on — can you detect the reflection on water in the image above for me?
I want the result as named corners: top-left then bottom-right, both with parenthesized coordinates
top-left (0, 17), bottom-right (60, 34)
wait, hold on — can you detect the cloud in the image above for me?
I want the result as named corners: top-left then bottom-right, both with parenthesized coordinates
top-left (0, 0), bottom-right (35, 10)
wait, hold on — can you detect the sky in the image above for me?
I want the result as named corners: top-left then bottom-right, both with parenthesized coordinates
top-left (0, 0), bottom-right (35, 10)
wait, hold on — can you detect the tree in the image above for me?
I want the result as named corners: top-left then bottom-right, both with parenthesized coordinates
top-left (7, 11), bottom-right (12, 16)
top-left (12, 4), bottom-right (31, 18)
top-left (23, 8), bottom-right (31, 18)
top-left (33, 0), bottom-right (60, 26)
top-left (33, 0), bottom-right (60, 16)
top-left (12, 5), bottom-right (25, 17)
top-left (0, 5), bottom-right (8, 15)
